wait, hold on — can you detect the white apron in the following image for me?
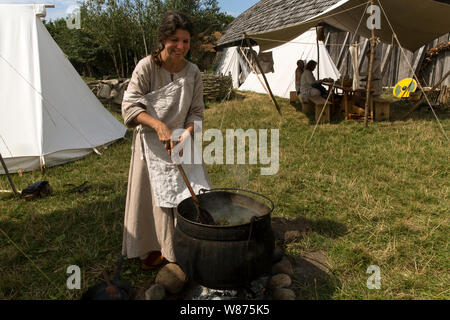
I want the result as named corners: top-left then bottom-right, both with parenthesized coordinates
top-left (136, 77), bottom-right (210, 208)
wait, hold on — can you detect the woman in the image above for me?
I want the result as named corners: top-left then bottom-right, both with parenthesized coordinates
top-left (295, 60), bottom-right (305, 96)
top-left (300, 60), bottom-right (327, 99)
top-left (121, 11), bottom-right (210, 270)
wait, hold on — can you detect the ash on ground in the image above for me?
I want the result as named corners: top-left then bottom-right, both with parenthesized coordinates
top-left (183, 276), bottom-right (270, 300)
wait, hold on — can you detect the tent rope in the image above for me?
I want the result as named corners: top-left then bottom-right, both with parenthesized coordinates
top-left (238, 46), bottom-right (270, 93)
top-left (308, 0), bottom-right (371, 143)
top-left (0, 134), bottom-right (14, 157)
top-left (0, 227), bottom-right (70, 298)
top-left (218, 38), bottom-right (246, 130)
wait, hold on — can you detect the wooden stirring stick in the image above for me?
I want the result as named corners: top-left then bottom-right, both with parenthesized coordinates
top-left (176, 164), bottom-right (215, 225)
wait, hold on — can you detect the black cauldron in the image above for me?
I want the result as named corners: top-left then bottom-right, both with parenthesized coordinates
top-left (174, 188), bottom-right (275, 289)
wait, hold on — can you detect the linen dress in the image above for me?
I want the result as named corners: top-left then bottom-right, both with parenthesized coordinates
top-left (121, 56), bottom-right (207, 261)
top-left (300, 69), bottom-right (321, 98)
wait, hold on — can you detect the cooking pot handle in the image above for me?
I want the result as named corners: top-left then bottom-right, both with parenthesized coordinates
top-left (198, 187), bottom-right (274, 213)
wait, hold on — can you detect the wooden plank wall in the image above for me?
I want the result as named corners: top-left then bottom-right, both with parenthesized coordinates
top-left (324, 26), bottom-right (450, 88)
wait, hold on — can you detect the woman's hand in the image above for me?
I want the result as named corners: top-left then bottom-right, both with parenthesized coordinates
top-left (155, 121), bottom-right (173, 155)
top-left (135, 113), bottom-right (174, 155)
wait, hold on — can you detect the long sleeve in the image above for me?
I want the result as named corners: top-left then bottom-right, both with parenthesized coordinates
top-left (122, 58), bottom-right (152, 128)
top-left (184, 66), bottom-right (204, 127)
top-left (300, 70), bottom-right (315, 95)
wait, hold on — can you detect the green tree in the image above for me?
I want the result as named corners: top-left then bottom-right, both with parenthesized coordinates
top-left (43, 0), bottom-right (234, 78)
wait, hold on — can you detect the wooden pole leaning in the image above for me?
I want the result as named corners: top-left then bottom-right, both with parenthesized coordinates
top-left (316, 27), bottom-right (320, 80)
top-left (243, 33), bottom-right (282, 116)
top-left (364, 25), bottom-right (376, 127)
top-left (239, 47), bottom-right (269, 94)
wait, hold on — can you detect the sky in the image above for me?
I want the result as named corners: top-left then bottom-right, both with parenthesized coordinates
top-left (0, 0), bottom-right (260, 21)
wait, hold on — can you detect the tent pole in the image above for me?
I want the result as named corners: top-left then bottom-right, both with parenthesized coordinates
top-left (316, 26), bottom-right (320, 79)
top-left (364, 17), bottom-right (376, 127)
top-left (243, 33), bottom-right (282, 116)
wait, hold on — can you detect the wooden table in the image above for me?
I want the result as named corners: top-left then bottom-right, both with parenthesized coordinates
top-left (321, 81), bottom-right (375, 120)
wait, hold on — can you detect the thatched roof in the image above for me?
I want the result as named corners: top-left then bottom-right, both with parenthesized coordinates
top-left (216, 0), bottom-right (341, 49)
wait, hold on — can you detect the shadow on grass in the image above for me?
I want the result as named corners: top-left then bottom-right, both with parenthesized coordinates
top-left (292, 102), bottom-right (350, 126)
top-left (0, 191), bottom-right (136, 299)
top-left (390, 101), bottom-right (450, 121)
top-left (291, 252), bottom-right (338, 300)
top-left (1, 186), bottom-right (346, 299)
top-left (271, 216), bottom-right (346, 299)
top-left (271, 216), bottom-right (347, 241)
top-left (292, 98), bottom-right (449, 126)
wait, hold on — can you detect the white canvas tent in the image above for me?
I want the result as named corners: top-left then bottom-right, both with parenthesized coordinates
top-left (238, 28), bottom-right (340, 99)
top-left (214, 46), bottom-right (250, 88)
top-left (0, 4), bottom-right (127, 174)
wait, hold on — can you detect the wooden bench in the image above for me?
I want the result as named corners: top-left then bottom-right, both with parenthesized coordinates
top-left (289, 91), bottom-right (300, 105)
top-left (308, 95), bottom-right (331, 123)
top-left (373, 97), bottom-right (390, 121)
top-left (299, 95), bottom-right (314, 113)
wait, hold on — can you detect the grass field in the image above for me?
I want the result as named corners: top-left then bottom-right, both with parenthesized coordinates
top-left (0, 91), bottom-right (449, 300)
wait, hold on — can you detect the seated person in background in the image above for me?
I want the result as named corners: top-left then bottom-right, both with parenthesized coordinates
top-left (300, 60), bottom-right (328, 100)
top-left (295, 60), bottom-right (305, 95)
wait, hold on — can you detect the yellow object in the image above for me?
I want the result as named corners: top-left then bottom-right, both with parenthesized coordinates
top-left (393, 78), bottom-right (417, 98)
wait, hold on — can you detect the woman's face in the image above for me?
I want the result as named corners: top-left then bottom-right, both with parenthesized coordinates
top-left (163, 29), bottom-right (191, 61)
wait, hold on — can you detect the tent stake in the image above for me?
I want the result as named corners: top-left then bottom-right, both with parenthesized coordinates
top-left (243, 33), bottom-right (282, 116)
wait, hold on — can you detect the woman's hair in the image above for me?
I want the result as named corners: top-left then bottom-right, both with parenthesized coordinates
top-left (151, 11), bottom-right (194, 67)
top-left (297, 60), bottom-right (305, 71)
top-left (305, 60), bottom-right (317, 71)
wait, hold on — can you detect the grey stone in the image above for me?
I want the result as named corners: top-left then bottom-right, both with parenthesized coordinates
top-left (155, 263), bottom-right (188, 294)
top-left (271, 257), bottom-right (294, 276)
top-left (112, 87), bottom-right (125, 104)
top-left (268, 273), bottom-right (291, 290)
top-left (271, 288), bottom-right (296, 300)
top-left (101, 79), bottom-right (119, 86)
top-left (145, 284), bottom-right (166, 300)
top-left (110, 88), bottom-right (119, 98)
top-left (97, 84), bottom-right (111, 99)
top-left (272, 246), bottom-right (284, 263)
